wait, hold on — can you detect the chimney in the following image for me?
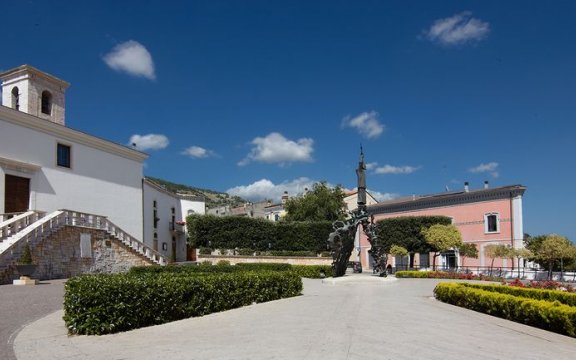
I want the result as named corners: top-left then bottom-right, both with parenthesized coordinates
top-left (281, 191), bottom-right (289, 204)
top-left (484, 180), bottom-right (489, 189)
top-left (464, 182), bottom-right (469, 192)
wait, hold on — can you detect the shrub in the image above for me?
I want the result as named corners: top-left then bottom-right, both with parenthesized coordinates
top-left (235, 263), bottom-right (293, 272)
top-left (186, 214), bottom-right (331, 253)
top-left (395, 270), bottom-right (502, 281)
top-left (198, 247), bottom-right (212, 255)
top-left (462, 283), bottom-right (576, 307)
top-left (434, 282), bottom-right (576, 337)
top-left (237, 248), bottom-right (255, 256)
top-left (64, 271), bottom-right (303, 335)
top-left (291, 265), bottom-right (333, 278)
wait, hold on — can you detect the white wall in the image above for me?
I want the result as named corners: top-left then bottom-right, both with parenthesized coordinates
top-left (143, 183), bottom-right (205, 262)
top-left (0, 116), bottom-right (144, 238)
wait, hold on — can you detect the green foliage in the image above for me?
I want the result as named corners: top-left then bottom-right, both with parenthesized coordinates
top-left (461, 283), bottom-right (576, 307)
top-left (63, 271), bottom-right (303, 335)
top-left (291, 265), bottom-right (333, 278)
top-left (484, 244), bottom-right (512, 272)
top-left (421, 224), bottom-right (463, 252)
top-left (538, 234), bottom-right (576, 271)
top-left (18, 243), bottom-right (34, 265)
top-left (199, 247), bottom-right (212, 255)
top-left (283, 181), bottom-right (346, 222)
top-left (187, 214), bottom-right (332, 253)
top-left (458, 243), bottom-right (478, 259)
top-left (434, 282), bottom-right (576, 337)
top-left (237, 248), bottom-right (255, 256)
top-left (389, 245), bottom-right (409, 257)
top-left (146, 176), bottom-right (246, 208)
top-left (524, 234), bottom-right (576, 270)
top-left (421, 224), bottom-right (462, 270)
top-left (375, 216), bottom-right (453, 254)
top-left (235, 263), bottom-right (293, 271)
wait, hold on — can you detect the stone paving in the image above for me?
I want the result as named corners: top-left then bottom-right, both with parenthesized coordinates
top-left (0, 279), bottom-right (66, 360)
top-left (8, 275), bottom-right (576, 359)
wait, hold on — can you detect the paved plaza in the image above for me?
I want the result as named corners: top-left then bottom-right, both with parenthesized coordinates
top-left (5, 275), bottom-right (576, 359)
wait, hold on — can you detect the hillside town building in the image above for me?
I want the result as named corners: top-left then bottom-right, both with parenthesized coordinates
top-left (0, 65), bottom-right (204, 279)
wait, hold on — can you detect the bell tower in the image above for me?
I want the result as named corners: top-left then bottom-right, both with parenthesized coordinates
top-left (0, 65), bottom-right (70, 125)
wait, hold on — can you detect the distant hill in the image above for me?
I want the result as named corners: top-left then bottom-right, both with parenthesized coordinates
top-left (146, 176), bottom-right (246, 209)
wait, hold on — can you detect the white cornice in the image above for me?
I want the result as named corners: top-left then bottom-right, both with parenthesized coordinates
top-left (0, 156), bottom-right (41, 173)
top-left (0, 105), bottom-right (148, 162)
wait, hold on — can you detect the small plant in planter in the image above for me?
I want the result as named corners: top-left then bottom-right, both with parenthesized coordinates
top-left (15, 243), bottom-right (37, 278)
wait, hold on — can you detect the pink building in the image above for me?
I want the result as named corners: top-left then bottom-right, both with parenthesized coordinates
top-left (360, 182), bottom-right (526, 271)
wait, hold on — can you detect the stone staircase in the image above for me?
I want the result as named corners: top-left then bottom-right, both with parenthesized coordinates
top-left (0, 210), bottom-right (167, 284)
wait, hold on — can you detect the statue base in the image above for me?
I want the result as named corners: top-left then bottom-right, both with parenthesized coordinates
top-left (322, 273), bottom-right (398, 285)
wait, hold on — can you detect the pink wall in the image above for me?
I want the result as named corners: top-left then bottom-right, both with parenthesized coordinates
top-left (360, 197), bottom-right (517, 269)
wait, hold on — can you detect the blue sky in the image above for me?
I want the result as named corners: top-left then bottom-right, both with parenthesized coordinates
top-left (1, 1), bottom-right (575, 240)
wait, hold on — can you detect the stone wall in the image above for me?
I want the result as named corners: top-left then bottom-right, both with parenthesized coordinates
top-left (0, 225), bottom-right (153, 284)
top-left (198, 255), bottom-right (332, 266)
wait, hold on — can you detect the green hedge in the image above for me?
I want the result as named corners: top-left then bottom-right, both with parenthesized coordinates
top-left (235, 263), bottom-right (293, 272)
top-left (291, 265), bottom-right (333, 279)
top-left (129, 263), bottom-right (332, 278)
top-left (128, 263), bottom-right (241, 275)
top-left (187, 214), bottom-right (332, 253)
top-left (461, 283), bottom-right (576, 307)
top-left (64, 271), bottom-right (302, 335)
top-left (434, 282), bottom-right (576, 337)
top-left (395, 271), bottom-right (430, 278)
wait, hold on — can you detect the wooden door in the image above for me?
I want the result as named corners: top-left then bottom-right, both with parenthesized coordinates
top-left (4, 175), bottom-right (30, 213)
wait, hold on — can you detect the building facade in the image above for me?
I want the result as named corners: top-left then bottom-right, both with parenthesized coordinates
top-left (360, 182), bottom-right (526, 271)
top-left (1, 65), bottom-right (204, 262)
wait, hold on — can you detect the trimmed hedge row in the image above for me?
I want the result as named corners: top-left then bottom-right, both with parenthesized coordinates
top-left (461, 283), bottom-right (576, 307)
top-left (64, 271), bottom-right (302, 335)
top-left (128, 263), bottom-right (332, 278)
top-left (434, 282), bottom-right (576, 337)
top-left (187, 214), bottom-right (332, 253)
top-left (291, 265), bottom-right (332, 279)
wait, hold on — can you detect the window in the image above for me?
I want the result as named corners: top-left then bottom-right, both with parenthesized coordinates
top-left (11, 87), bottom-right (19, 110)
top-left (41, 90), bottom-right (52, 115)
top-left (484, 213), bottom-right (499, 233)
top-left (57, 143), bottom-right (71, 168)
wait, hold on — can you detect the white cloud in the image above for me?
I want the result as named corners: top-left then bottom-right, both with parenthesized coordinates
top-left (369, 190), bottom-right (399, 202)
top-left (129, 134), bottom-right (169, 151)
top-left (342, 111), bottom-right (384, 139)
top-left (239, 132), bottom-right (314, 166)
top-left (374, 164), bottom-right (420, 175)
top-left (468, 162), bottom-right (499, 178)
top-left (365, 162), bottom-right (378, 171)
top-left (227, 177), bottom-right (316, 202)
top-left (181, 146), bottom-right (215, 158)
top-left (103, 40), bottom-right (156, 80)
top-left (424, 12), bottom-right (490, 46)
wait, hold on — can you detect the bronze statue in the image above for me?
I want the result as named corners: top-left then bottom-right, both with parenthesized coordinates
top-left (328, 147), bottom-right (387, 277)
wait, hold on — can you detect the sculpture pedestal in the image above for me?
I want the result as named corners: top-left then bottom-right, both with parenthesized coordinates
top-left (13, 276), bottom-right (38, 285)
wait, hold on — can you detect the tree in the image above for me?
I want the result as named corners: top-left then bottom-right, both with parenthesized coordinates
top-left (389, 245), bottom-right (409, 270)
top-left (283, 182), bottom-right (346, 222)
top-left (511, 248), bottom-right (533, 278)
top-left (376, 216), bottom-right (452, 268)
top-left (421, 224), bottom-right (463, 270)
top-left (458, 243), bottom-right (478, 267)
top-left (484, 244), bottom-right (511, 276)
top-left (537, 234), bottom-right (575, 280)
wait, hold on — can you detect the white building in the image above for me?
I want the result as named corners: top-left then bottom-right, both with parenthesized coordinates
top-left (0, 65), bottom-right (204, 262)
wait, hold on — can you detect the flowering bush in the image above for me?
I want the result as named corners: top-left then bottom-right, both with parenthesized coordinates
top-left (505, 279), bottom-right (575, 293)
top-left (395, 271), bottom-right (501, 282)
